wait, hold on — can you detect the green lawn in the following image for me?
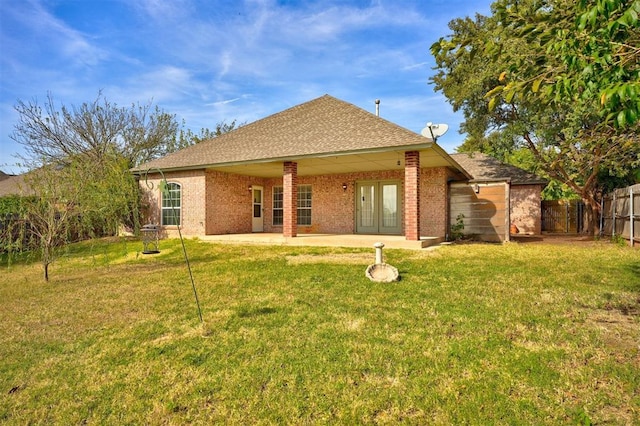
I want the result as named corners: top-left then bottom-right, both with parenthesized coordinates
top-left (1, 238), bottom-right (638, 424)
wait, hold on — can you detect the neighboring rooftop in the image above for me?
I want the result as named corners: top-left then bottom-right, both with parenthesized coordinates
top-left (134, 94), bottom-right (438, 173)
top-left (0, 173), bottom-right (32, 197)
top-left (450, 152), bottom-right (547, 185)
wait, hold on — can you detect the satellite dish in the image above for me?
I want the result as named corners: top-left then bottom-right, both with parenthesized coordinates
top-left (421, 123), bottom-right (449, 140)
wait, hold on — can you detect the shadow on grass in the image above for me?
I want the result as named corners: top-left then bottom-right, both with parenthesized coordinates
top-left (1, 249), bottom-right (40, 267)
top-left (1, 236), bottom-right (142, 268)
top-left (510, 236), bottom-right (544, 243)
top-left (236, 306), bottom-right (277, 318)
top-left (627, 261), bottom-right (640, 291)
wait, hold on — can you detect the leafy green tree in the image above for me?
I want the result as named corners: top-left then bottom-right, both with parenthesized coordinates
top-left (0, 194), bottom-right (32, 254)
top-left (175, 119), bottom-right (243, 149)
top-left (432, 0), bottom-right (640, 234)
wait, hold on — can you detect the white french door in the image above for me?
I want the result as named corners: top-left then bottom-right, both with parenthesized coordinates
top-left (355, 181), bottom-right (402, 234)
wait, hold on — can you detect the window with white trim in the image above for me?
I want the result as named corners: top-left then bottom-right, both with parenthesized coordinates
top-left (271, 185), bottom-right (312, 226)
top-left (161, 182), bottom-right (181, 226)
top-left (297, 184), bottom-right (312, 226)
top-left (273, 186), bottom-right (283, 226)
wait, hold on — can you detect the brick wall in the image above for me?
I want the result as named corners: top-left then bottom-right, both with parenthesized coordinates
top-left (205, 170), bottom-right (255, 235)
top-left (262, 168), bottom-right (449, 238)
top-left (146, 166), bottom-right (452, 238)
top-left (510, 184), bottom-right (543, 235)
top-left (140, 170), bottom-right (207, 236)
top-left (420, 167), bottom-right (449, 237)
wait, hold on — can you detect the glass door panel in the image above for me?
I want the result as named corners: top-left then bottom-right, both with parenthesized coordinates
top-left (380, 183), bottom-right (401, 234)
top-left (356, 182), bottom-right (401, 234)
top-left (381, 184), bottom-right (398, 228)
top-left (357, 183), bottom-right (377, 233)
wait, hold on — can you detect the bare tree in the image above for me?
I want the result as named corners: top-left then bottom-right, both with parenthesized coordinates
top-left (11, 91), bottom-right (179, 169)
top-left (9, 91), bottom-right (181, 240)
top-left (22, 165), bottom-right (82, 281)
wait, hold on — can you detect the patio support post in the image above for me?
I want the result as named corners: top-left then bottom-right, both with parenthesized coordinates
top-left (404, 151), bottom-right (420, 241)
top-left (283, 161), bottom-right (298, 238)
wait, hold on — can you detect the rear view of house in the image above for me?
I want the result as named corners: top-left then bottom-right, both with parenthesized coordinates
top-left (134, 95), bottom-right (544, 245)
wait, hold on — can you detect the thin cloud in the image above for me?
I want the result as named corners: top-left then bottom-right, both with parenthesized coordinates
top-left (6, 0), bottom-right (108, 68)
top-left (132, 0), bottom-right (194, 22)
top-left (106, 66), bottom-right (201, 106)
top-left (0, 0), bottom-right (493, 174)
top-left (206, 98), bottom-right (241, 106)
top-left (403, 62), bottom-right (430, 71)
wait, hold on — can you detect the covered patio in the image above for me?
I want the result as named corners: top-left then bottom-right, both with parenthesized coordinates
top-left (198, 233), bottom-right (443, 250)
top-left (135, 95), bottom-right (471, 242)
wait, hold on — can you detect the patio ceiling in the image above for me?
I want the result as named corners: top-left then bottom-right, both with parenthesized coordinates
top-left (206, 145), bottom-right (467, 178)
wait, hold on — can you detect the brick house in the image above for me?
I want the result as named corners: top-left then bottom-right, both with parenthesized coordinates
top-left (133, 95), bottom-right (544, 245)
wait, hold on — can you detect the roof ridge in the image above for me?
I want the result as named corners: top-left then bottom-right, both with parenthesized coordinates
top-left (450, 152), bottom-right (547, 185)
top-left (133, 94), bottom-right (436, 173)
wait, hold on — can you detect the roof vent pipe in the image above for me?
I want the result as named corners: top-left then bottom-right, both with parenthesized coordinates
top-left (375, 99), bottom-right (380, 117)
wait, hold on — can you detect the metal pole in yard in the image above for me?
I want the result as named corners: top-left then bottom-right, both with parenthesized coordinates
top-left (630, 187), bottom-right (635, 247)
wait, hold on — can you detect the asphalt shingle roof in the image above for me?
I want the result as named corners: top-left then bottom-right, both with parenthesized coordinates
top-left (450, 152), bottom-right (547, 185)
top-left (0, 174), bottom-right (32, 197)
top-left (134, 94), bottom-right (433, 172)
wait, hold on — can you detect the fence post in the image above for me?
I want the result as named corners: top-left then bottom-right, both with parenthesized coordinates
top-left (612, 192), bottom-right (616, 237)
top-left (599, 196), bottom-right (604, 236)
top-left (576, 201), bottom-right (582, 234)
top-left (631, 187), bottom-right (635, 247)
top-left (565, 202), bottom-right (569, 233)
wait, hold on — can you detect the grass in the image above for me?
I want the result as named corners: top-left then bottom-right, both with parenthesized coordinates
top-left (1, 238), bottom-right (639, 424)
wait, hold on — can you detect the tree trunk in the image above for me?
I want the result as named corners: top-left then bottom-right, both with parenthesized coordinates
top-left (581, 195), bottom-right (601, 237)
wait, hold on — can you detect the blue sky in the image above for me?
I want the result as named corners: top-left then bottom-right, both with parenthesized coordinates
top-left (0, 0), bottom-right (492, 174)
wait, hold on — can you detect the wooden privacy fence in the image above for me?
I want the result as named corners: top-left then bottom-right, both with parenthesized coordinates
top-left (541, 200), bottom-right (584, 233)
top-left (600, 183), bottom-right (639, 247)
top-left (450, 182), bottom-right (509, 242)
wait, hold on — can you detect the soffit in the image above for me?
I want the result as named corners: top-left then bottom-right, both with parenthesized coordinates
top-left (206, 147), bottom-right (456, 178)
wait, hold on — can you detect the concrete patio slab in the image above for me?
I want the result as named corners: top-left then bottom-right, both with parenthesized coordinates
top-left (197, 233), bottom-right (442, 250)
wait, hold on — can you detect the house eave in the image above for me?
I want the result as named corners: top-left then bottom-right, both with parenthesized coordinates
top-left (431, 143), bottom-right (473, 180)
top-left (464, 177), bottom-right (548, 186)
top-left (134, 142), bottom-right (470, 178)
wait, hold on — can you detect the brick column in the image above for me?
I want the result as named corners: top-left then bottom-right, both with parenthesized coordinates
top-left (283, 161), bottom-right (298, 238)
top-left (404, 151), bottom-right (420, 241)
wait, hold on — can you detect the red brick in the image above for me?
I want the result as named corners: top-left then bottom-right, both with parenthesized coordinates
top-left (141, 164), bottom-right (452, 240)
top-left (283, 162), bottom-right (298, 237)
top-left (404, 151), bottom-right (420, 240)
